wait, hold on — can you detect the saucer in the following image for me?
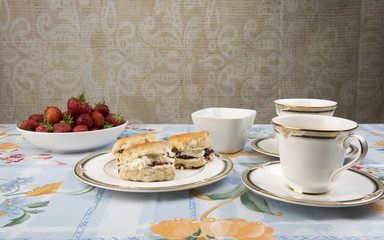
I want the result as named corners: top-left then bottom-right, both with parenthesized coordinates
top-left (251, 136), bottom-right (358, 158)
top-left (242, 161), bottom-right (384, 207)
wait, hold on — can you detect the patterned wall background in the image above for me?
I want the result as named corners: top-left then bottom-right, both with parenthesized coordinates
top-left (0, 0), bottom-right (383, 124)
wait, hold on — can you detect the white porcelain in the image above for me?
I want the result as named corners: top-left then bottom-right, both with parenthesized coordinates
top-left (251, 136), bottom-right (280, 157)
top-left (274, 98), bottom-right (337, 116)
top-left (272, 115), bottom-right (368, 194)
top-left (74, 151), bottom-right (233, 192)
top-left (192, 108), bottom-right (256, 153)
top-left (251, 136), bottom-right (358, 158)
top-left (242, 162), bottom-right (384, 207)
top-left (16, 119), bottom-right (128, 153)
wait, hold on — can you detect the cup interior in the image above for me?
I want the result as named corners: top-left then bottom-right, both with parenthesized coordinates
top-left (272, 115), bottom-right (357, 132)
top-left (274, 98), bottom-right (337, 108)
top-left (192, 108), bottom-right (256, 119)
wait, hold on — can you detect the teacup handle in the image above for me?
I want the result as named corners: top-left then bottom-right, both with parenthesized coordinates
top-left (330, 135), bottom-right (368, 182)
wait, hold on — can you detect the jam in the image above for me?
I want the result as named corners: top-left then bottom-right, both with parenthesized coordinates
top-left (170, 148), bottom-right (214, 160)
top-left (149, 161), bottom-right (172, 167)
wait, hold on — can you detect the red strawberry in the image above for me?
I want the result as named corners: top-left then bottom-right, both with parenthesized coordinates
top-left (53, 123), bottom-right (72, 133)
top-left (94, 100), bottom-right (110, 117)
top-left (105, 113), bottom-right (125, 127)
top-left (28, 114), bottom-right (44, 123)
top-left (35, 122), bottom-right (53, 132)
top-left (44, 106), bottom-right (62, 124)
top-left (76, 113), bottom-right (93, 128)
top-left (91, 111), bottom-right (104, 129)
top-left (20, 119), bottom-right (39, 131)
top-left (67, 97), bottom-right (81, 117)
top-left (79, 102), bottom-right (92, 115)
top-left (67, 93), bottom-right (91, 117)
top-left (73, 125), bottom-right (89, 132)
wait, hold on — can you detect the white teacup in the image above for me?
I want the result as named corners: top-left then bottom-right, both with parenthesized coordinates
top-left (192, 108), bottom-right (256, 153)
top-left (274, 98), bottom-right (337, 116)
top-left (272, 115), bottom-right (368, 194)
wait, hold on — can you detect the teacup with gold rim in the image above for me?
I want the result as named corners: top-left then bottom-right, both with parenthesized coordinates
top-left (272, 115), bottom-right (368, 194)
top-left (274, 98), bottom-right (337, 116)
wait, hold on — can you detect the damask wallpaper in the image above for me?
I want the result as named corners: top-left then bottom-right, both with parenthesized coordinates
top-left (0, 0), bottom-right (383, 124)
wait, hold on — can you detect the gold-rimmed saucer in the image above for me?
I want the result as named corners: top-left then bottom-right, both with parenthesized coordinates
top-left (242, 161), bottom-right (383, 207)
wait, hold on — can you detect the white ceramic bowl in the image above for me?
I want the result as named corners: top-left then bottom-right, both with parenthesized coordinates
top-left (192, 108), bottom-right (256, 153)
top-left (16, 119), bottom-right (128, 153)
top-left (274, 98), bottom-right (337, 116)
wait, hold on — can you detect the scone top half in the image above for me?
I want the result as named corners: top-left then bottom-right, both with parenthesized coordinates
top-left (116, 141), bottom-right (174, 170)
top-left (167, 131), bottom-right (214, 159)
top-left (112, 133), bottom-right (156, 155)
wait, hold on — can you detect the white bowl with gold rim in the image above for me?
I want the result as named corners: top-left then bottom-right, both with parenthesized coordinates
top-left (274, 98), bottom-right (337, 116)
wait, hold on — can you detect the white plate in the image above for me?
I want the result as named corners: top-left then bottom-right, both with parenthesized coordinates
top-left (242, 161), bottom-right (384, 207)
top-left (251, 136), bottom-right (358, 158)
top-left (74, 151), bottom-right (233, 192)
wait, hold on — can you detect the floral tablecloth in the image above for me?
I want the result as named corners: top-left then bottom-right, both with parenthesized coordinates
top-left (0, 123), bottom-right (383, 239)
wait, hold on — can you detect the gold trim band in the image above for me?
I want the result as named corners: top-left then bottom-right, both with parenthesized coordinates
top-left (274, 99), bottom-right (338, 109)
top-left (288, 185), bottom-right (330, 195)
top-left (272, 116), bottom-right (358, 134)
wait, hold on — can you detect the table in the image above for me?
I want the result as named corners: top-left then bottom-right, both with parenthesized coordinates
top-left (0, 123), bottom-right (383, 239)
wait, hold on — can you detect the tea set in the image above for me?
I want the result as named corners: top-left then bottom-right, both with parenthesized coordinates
top-left (191, 98), bottom-right (383, 207)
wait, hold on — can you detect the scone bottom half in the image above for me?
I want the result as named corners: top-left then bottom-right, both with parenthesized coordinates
top-left (114, 141), bottom-right (176, 182)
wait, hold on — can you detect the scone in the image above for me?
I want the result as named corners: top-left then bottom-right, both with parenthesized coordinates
top-left (167, 131), bottom-right (214, 169)
top-left (116, 141), bottom-right (175, 182)
top-left (112, 133), bottom-right (156, 155)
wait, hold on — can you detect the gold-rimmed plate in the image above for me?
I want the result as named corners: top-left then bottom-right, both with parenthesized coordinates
top-left (251, 136), bottom-right (358, 158)
top-left (242, 161), bottom-right (384, 207)
top-left (74, 151), bottom-right (233, 192)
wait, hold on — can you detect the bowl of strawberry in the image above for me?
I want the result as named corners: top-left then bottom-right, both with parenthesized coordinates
top-left (16, 94), bottom-right (128, 153)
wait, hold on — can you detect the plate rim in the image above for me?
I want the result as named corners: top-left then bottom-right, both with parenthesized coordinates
top-left (241, 161), bottom-right (384, 207)
top-left (251, 136), bottom-right (358, 158)
top-left (74, 151), bottom-right (233, 192)
top-left (251, 136), bottom-right (279, 157)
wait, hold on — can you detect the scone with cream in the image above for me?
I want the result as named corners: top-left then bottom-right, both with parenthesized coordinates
top-left (115, 141), bottom-right (175, 182)
top-left (167, 131), bottom-right (214, 169)
top-left (112, 133), bottom-right (156, 155)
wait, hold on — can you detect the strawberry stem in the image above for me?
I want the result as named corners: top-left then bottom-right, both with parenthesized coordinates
top-left (112, 113), bottom-right (123, 122)
top-left (95, 100), bottom-right (106, 106)
top-left (103, 121), bottom-right (114, 129)
top-left (43, 122), bottom-right (53, 132)
top-left (76, 93), bottom-right (86, 103)
top-left (60, 113), bottom-right (74, 125)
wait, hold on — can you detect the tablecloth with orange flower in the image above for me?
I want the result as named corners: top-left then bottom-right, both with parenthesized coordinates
top-left (0, 123), bottom-right (383, 239)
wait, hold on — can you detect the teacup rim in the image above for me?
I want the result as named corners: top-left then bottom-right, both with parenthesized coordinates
top-left (192, 107), bottom-right (256, 119)
top-left (274, 98), bottom-right (338, 108)
top-left (271, 115), bottom-right (358, 133)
